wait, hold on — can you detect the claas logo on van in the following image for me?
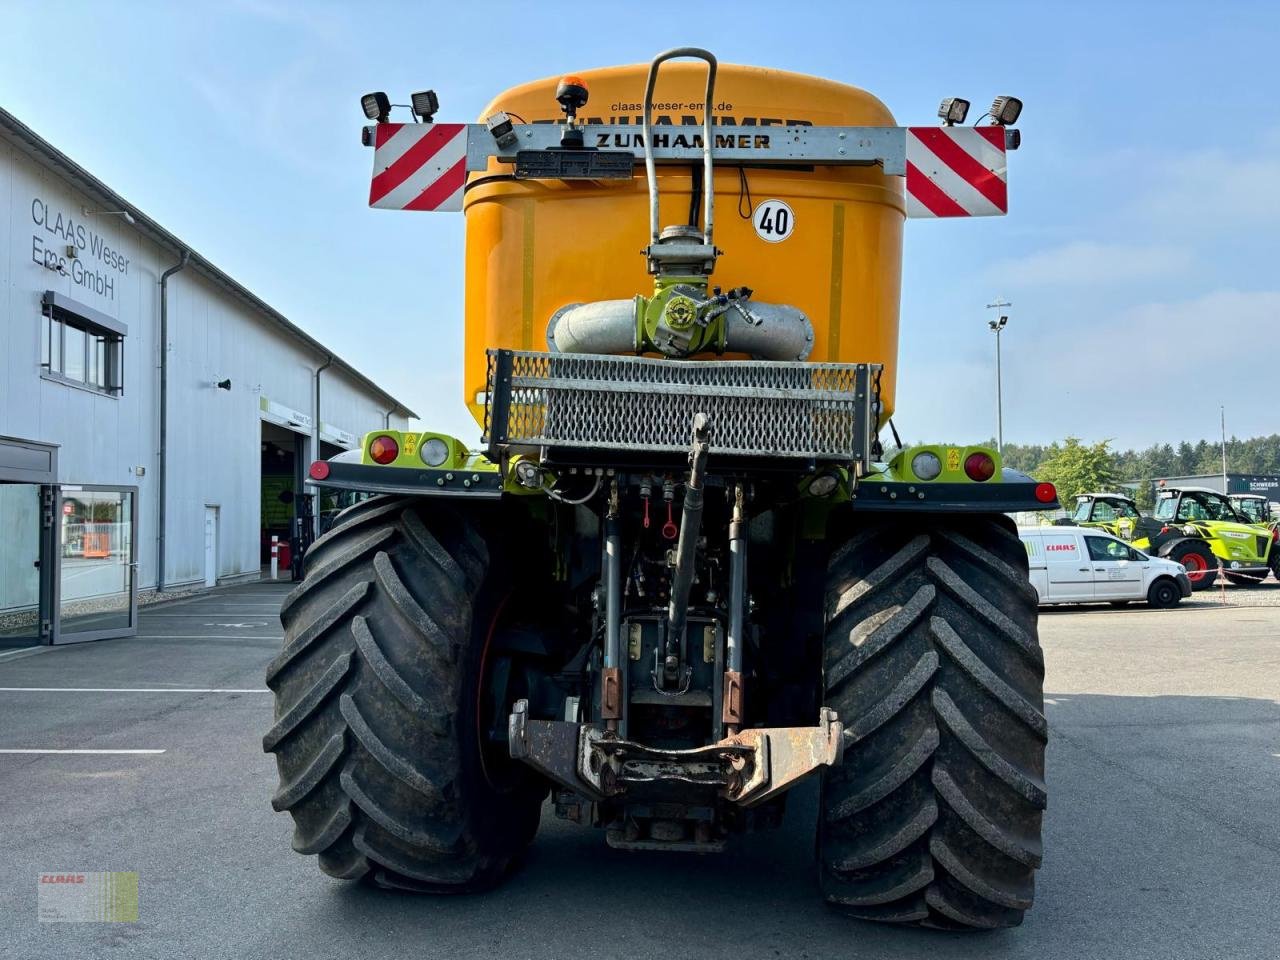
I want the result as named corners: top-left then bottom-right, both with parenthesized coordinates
top-left (1046, 543), bottom-right (1077, 552)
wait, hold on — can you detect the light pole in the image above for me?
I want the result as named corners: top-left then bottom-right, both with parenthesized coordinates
top-left (1220, 405), bottom-right (1228, 492)
top-left (986, 298), bottom-right (1011, 454)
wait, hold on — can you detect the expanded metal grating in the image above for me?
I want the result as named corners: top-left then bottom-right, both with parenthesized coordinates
top-left (484, 350), bottom-right (880, 463)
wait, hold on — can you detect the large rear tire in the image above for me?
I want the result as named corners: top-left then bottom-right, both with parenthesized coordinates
top-left (819, 514), bottom-right (1047, 929)
top-left (263, 495), bottom-right (545, 891)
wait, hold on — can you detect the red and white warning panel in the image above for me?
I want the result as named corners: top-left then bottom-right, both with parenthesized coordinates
top-left (368, 123), bottom-right (468, 212)
top-left (364, 121), bottom-right (1012, 218)
top-left (905, 126), bottom-right (1008, 218)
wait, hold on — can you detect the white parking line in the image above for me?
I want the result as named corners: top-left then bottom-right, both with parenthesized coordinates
top-left (136, 635), bottom-right (282, 641)
top-left (0, 687), bottom-right (270, 693)
top-left (0, 647), bottom-right (53, 662)
top-left (0, 749), bottom-right (165, 754)
top-left (141, 613), bottom-right (279, 617)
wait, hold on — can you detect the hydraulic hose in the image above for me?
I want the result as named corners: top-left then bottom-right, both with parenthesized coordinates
top-left (665, 414), bottom-right (710, 672)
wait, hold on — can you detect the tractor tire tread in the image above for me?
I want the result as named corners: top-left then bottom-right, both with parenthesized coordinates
top-left (820, 515), bottom-right (1046, 930)
top-left (264, 494), bottom-right (539, 892)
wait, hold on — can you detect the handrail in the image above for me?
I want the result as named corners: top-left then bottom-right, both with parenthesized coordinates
top-left (642, 47), bottom-right (717, 246)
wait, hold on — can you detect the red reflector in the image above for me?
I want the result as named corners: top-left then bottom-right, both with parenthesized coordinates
top-left (309, 460), bottom-right (331, 481)
top-left (369, 435), bottom-right (399, 464)
top-left (1034, 482), bottom-right (1056, 503)
top-left (1272, 528), bottom-right (1279, 543)
top-left (964, 452), bottom-right (996, 482)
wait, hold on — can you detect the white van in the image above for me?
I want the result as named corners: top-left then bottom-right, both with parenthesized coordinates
top-left (1018, 525), bottom-right (1192, 608)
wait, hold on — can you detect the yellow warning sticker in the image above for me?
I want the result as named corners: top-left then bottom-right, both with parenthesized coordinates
top-left (401, 433), bottom-right (418, 458)
top-left (945, 448), bottom-right (962, 472)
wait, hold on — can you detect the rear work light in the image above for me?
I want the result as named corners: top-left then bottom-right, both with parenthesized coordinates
top-left (1034, 482), bottom-right (1057, 503)
top-left (964, 451), bottom-right (996, 482)
top-left (308, 460), bottom-right (330, 481)
top-left (369, 435), bottom-right (399, 465)
top-left (911, 450), bottom-right (943, 481)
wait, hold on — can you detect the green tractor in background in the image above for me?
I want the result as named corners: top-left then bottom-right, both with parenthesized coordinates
top-left (1230, 493), bottom-right (1278, 531)
top-left (1069, 488), bottom-right (1280, 588)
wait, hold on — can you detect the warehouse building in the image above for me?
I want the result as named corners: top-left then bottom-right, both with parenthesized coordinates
top-left (1147, 473), bottom-right (1280, 505)
top-left (0, 108), bottom-right (415, 646)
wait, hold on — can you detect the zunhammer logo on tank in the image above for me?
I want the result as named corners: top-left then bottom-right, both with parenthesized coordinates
top-left (30, 196), bottom-right (131, 300)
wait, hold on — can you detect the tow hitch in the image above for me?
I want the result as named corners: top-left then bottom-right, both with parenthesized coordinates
top-left (509, 701), bottom-right (843, 807)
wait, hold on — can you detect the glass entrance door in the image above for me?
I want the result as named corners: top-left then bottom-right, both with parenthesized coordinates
top-left (55, 485), bottom-right (137, 643)
top-left (0, 484), bottom-right (46, 646)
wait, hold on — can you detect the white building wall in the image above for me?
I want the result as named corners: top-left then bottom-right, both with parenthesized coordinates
top-left (1, 138), bottom-right (408, 595)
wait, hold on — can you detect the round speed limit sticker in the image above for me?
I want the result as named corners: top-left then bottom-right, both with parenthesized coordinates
top-left (752, 199), bottom-right (795, 243)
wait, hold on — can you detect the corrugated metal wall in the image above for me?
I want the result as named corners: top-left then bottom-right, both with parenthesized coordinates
top-left (1, 142), bottom-right (409, 591)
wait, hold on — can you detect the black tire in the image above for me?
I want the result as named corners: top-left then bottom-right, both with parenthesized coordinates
top-left (1167, 541), bottom-right (1216, 591)
top-left (1146, 578), bottom-right (1181, 608)
top-left (819, 514), bottom-right (1047, 930)
top-left (263, 495), bottom-right (544, 891)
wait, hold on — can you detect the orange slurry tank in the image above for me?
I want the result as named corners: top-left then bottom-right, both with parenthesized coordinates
top-left (462, 62), bottom-right (905, 429)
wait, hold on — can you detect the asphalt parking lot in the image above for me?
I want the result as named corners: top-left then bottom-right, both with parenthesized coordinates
top-left (2, 582), bottom-right (1278, 959)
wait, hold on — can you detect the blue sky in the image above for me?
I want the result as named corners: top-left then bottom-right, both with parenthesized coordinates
top-left (4, 0), bottom-right (1276, 450)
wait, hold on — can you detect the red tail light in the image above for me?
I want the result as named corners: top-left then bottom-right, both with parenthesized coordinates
top-left (1272, 528), bottom-right (1279, 543)
top-left (1034, 482), bottom-right (1057, 503)
top-left (309, 460), bottom-right (331, 481)
top-left (369, 435), bottom-right (399, 464)
top-left (964, 452), bottom-right (996, 482)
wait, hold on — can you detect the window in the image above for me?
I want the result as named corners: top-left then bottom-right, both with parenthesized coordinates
top-left (1086, 536), bottom-right (1132, 562)
top-left (1176, 492), bottom-right (1234, 523)
top-left (39, 292), bottom-right (125, 395)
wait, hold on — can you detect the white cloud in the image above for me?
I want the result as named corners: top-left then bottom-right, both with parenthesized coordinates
top-left (1137, 130), bottom-right (1280, 227)
top-left (988, 241), bottom-right (1193, 286)
top-left (1008, 289), bottom-right (1280, 446)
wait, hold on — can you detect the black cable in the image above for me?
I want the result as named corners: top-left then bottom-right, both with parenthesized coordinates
top-left (505, 112), bottom-right (529, 125)
top-left (737, 166), bottom-right (753, 219)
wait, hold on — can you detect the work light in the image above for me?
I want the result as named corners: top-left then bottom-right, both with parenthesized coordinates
top-left (411, 90), bottom-right (439, 122)
top-left (807, 471), bottom-right (840, 497)
top-left (361, 92), bottom-right (391, 123)
top-left (989, 95), bottom-right (1022, 126)
top-left (911, 450), bottom-right (943, 481)
top-left (419, 437), bottom-right (450, 467)
top-left (937, 97), bottom-right (970, 126)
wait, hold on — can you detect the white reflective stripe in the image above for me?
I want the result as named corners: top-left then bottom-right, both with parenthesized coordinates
top-left (372, 129), bottom-right (468, 210)
top-left (904, 191), bottom-right (934, 218)
top-left (943, 126), bottom-right (1007, 178)
top-left (434, 182), bottom-right (466, 213)
top-left (906, 131), bottom-right (1003, 217)
top-left (373, 123), bottom-right (429, 171)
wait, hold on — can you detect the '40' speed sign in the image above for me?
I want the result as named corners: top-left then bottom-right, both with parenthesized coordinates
top-left (752, 199), bottom-right (795, 243)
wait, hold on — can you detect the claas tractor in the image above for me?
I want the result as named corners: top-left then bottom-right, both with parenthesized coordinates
top-left (1230, 492), bottom-right (1278, 530)
top-left (263, 49), bottom-right (1059, 930)
top-left (1071, 488), bottom-right (1280, 587)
